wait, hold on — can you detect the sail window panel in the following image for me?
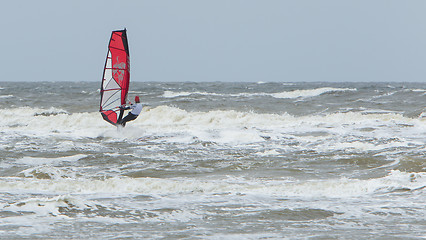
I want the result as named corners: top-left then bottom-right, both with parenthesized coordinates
top-left (106, 51), bottom-right (112, 68)
top-left (101, 90), bottom-right (121, 109)
top-left (104, 74), bottom-right (120, 90)
top-left (101, 89), bottom-right (116, 107)
top-left (103, 96), bottom-right (120, 110)
top-left (103, 69), bottom-right (114, 89)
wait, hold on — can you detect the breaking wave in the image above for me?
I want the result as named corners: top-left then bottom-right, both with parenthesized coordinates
top-left (0, 105), bottom-right (424, 143)
top-left (270, 87), bottom-right (356, 99)
top-left (163, 87), bottom-right (357, 99)
top-left (0, 170), bottom-right (423, 201)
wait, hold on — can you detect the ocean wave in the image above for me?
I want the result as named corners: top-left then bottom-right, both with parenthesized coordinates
top-left (0, 94), bottom-right (13, 99)
top-left (0, 171), bottom-right (423, 199)
top-left (162, 87), bottom-right (357, 99)
top-left (163, 91), bottom-right (213, 98)
top-left (1, 194), bottom-right (97, 217)
top-left (16, 155), bottom-right (87, 167)
top-left (270, 87), bottom-right (357, 99)
top-left (407, 88), bottom-right (426, 92)
top-left (0, 107), bottom-right (105, 139)
top-left (0, 106), bottom-right (424, 147)
top-left (33, 107), bottom-right (70, 116)
top-left (0, 106), bottom-right (423, 159)
top-left (139, 106), bottom-right (421, 128)
top-left (125, 106), bottom-right (424, 151)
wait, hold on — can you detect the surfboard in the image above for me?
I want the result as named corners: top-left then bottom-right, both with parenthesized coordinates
top-left (99, 29), bottom-right (130, 126)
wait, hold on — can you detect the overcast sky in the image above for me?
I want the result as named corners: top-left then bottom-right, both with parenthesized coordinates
top-left (1, 0), bottom-right (426, 82)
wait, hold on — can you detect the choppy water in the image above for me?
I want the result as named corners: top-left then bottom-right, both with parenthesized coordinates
top-left (0, 81), bottom-right (425, 239)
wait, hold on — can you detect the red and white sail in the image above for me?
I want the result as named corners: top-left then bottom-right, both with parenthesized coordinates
top-left (100, 29), bottom-right (130, 126)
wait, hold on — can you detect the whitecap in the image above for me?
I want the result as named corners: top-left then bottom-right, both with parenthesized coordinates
top-left (16, 155), bottom-right (87, 166)
top-left (271, 87), bottom-right (356, 99)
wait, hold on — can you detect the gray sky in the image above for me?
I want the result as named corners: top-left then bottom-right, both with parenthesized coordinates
top-left (1, 0), bottom-right (426, 82)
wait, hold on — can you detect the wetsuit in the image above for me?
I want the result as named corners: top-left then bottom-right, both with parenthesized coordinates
top-left (118, 103), bottom-right (142, 127)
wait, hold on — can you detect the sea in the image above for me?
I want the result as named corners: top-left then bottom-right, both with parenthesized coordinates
top-left (0, 81), bottom-right (424, 239)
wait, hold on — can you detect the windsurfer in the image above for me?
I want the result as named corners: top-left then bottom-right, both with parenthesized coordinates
top-left (117, 96), bottom-right (142, 127)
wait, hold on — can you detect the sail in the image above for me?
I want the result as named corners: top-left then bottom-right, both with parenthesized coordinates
top-left (100, 29), bottom-right (130, 125)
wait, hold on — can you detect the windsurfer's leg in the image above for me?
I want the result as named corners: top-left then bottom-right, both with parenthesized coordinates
top-left (127, 114), bottom-right (138, 123)
top-left (119, 113), bottom-right (137, 127)
top-left (119, 117), bottom-right (127, 127)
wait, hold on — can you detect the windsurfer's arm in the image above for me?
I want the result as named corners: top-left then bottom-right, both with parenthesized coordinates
top-left (119, 104), bottom-right (131, 110)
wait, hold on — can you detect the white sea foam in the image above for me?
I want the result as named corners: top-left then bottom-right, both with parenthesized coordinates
top-left (163, 90), bottom-right (222, 98)
top-left (0, 106), bottom-right (424, 150)
top-left (0, 107), bottom-right (108, 138)
top-left (162, 87), bottom-right (357, 99)
top-left (2, 194), bottom-right (93, 216)
top-left (270, 87), bottom-right (356, 99)
top-left (19, 165), bottom-right (79, 180)
top-left (0, 171), bottom-right (423, 199)
top-left (407, 88), bottom-right (426, 92)
top-left (255, 149), bottom-right (281, 156)
top-left (163, 91), bottom-right (195, 98)
top-left (16, 155), bottom-right (86, 166)
top-left (0, 82), bottom-right (424, 238)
